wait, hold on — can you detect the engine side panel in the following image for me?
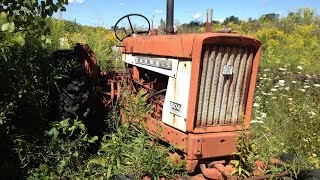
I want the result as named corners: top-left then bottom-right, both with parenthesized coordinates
top-left (162, 61), bottom-right (192, 132)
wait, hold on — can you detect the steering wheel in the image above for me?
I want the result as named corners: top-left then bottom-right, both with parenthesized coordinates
top-left (113, 14), bottom-right (150, 41)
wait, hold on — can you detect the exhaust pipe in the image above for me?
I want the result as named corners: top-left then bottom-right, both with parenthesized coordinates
top-left (205, 9), bottom-right (213, 32)
top-left (166, 0), bottom-right (174, 34)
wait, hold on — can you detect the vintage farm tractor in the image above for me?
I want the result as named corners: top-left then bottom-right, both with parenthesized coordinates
top-left (56, 0), bottom-right (297, 179)
top-left (112, 1), bottom-right (262, 179)
top-left (110, 3), bottom-right (262, 179)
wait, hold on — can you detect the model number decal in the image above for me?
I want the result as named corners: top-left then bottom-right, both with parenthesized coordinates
top-left (170, 101), bottom-right (182, 116)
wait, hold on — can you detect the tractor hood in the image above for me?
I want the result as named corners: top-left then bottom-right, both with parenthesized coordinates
top-left (121, 33), bottom-right (261, 59)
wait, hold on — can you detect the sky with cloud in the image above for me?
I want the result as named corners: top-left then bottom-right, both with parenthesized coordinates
top-left (59, 0), bottom-right (320, 28)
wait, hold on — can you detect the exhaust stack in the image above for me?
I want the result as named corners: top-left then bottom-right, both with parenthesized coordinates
top-left (206, 9), bottom-right (213, 32)
top-left (166, 0), bottom-right (174, 34)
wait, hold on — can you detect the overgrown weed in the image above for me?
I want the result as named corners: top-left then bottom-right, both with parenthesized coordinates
top-left (87, 89), bottom-right (185, 179)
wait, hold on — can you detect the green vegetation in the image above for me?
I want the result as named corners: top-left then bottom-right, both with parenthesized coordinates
top-left (0, 0), bottom-right (319, 179)
top-left (47, 18), bottom-right (122, 71)
top-left (87, 91), bottom-right (184, 179)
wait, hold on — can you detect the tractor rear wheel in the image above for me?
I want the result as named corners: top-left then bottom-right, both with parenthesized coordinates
top-left (51, 49), bottom-right (91, 121)
top-left (297, 169), bottom-right (320, 180)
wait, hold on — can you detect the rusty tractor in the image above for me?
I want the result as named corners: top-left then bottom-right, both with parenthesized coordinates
top-left (59, 0), bottom-right (299, 179)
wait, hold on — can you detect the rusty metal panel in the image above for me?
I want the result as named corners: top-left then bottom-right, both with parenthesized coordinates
top-left (195, 45), bottom-right (254, 127)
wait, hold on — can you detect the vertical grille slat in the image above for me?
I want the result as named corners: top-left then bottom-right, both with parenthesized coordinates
top-left (231, 48), bottom-right (248, 123)
top-left (238, 52), bottom-right (254, 120)
top-left (195, 45), bottom-right (254, 127)
top-left (206, 46), bottom-right (222, 126)
top-left (225, 48), bottom-right (243, 124)
top-left (200, 46), bottom-right (217, 126)
top-left (213, 46), bottom-right (228, 124)
top-left (196, 45), bottom-right (210, 127)
top-left (219, 47), bottom-right (233, 124)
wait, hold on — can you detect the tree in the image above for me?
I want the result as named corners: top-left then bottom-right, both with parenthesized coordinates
top-left (159, 18), bottom-right (166, 32)
top-left (223, 15), bottom-right (240, 25)
top-left (259, 13), bottom-right (280, 22)
top-left (0, 0), bottom-right (68, 34)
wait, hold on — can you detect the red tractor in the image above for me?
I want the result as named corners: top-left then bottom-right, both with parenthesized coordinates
top-left (111, 1), bottom-right (261, 179)
top-left (66, 0), bottom-right (294, 179)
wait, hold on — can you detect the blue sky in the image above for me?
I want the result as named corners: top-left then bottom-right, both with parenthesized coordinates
top-left (59, 0), bottom-right (320, 28)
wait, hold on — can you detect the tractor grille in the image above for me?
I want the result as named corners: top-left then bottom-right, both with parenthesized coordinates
top-left (196, 45), bottom-right (254, 127)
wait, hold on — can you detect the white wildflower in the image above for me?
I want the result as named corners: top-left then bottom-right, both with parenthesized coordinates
top-left (308, 111), bottom-right (316, 115)
top-left (263, 69), bottom-right (270, 72)
top-left (297, 66), bottom-right (303, 70)
top-left (300, 89), bottom-right (306, 92)
top-left (314, 84), bottom-right (320, 87)
top-left (278, 80), bottom-right (285, 86)
top-left (291, 81), bottom-right (297, 84)
top-left (261, 113), bottom-right (267, 118)
top-left (278, 67), bottom-right (286, 71)
top-left (308, 111), bottom-right (316, 118)
top-left (270, 88), bottom-right (277, 92)
top-left (274, 85), bottom-right (280, 88)
top-left (284, 87), bottom-right (290, 91)
top-left (288, 98), bottom-right (293, 101)
top-left (302, 137), bottom-right (311, 142)
top-left (253, 103), bottom-right (260, 107)
top-left (251, 120), bottom-right (264, 124)
top-left (303, 85), bottom-right (310, 89)
top-left (312, 153), bottom-right (317, 157)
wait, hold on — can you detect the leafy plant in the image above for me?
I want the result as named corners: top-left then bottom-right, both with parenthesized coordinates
top-left (86, 90), bottom-right (184, 179)
top-left (87, 121), bottom-right (184, 179)
top-left (231, 124), bottom-right (255, 178)
top-left (29, 117), bottom-right (98, 179)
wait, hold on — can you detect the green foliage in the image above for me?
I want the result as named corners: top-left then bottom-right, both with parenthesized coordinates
top-left (87, 122), bottom-right (184, 179)
top-left (47, 18), bottom-right (123, 71)
top-left (231, 127), bottom-right (255, 178)
top-left (259, 13), bottom-right (280, 23)
top-left (223, 15), bottom-right (240, 25)
top-left (86, 90), bottom-right (184, 179)
top-left (121, 89), bottom-right (152, 122)
top-left (0, 0), bottom-right (68, 34)
top-left (251, 69), bottom-right (320, 169)
top-left (29, 117), bottom-right (98, 179)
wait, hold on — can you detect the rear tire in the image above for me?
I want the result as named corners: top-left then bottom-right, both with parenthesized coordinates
top-left (297, 169), bottom-right (320, 180)
top-left (51, 49), bottom-right (91, 121)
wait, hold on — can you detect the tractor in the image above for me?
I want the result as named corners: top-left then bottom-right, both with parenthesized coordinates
top-left (111, 1), bottom-right (261, 179)
top-left (53, 0), bottom-right (298, 179)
